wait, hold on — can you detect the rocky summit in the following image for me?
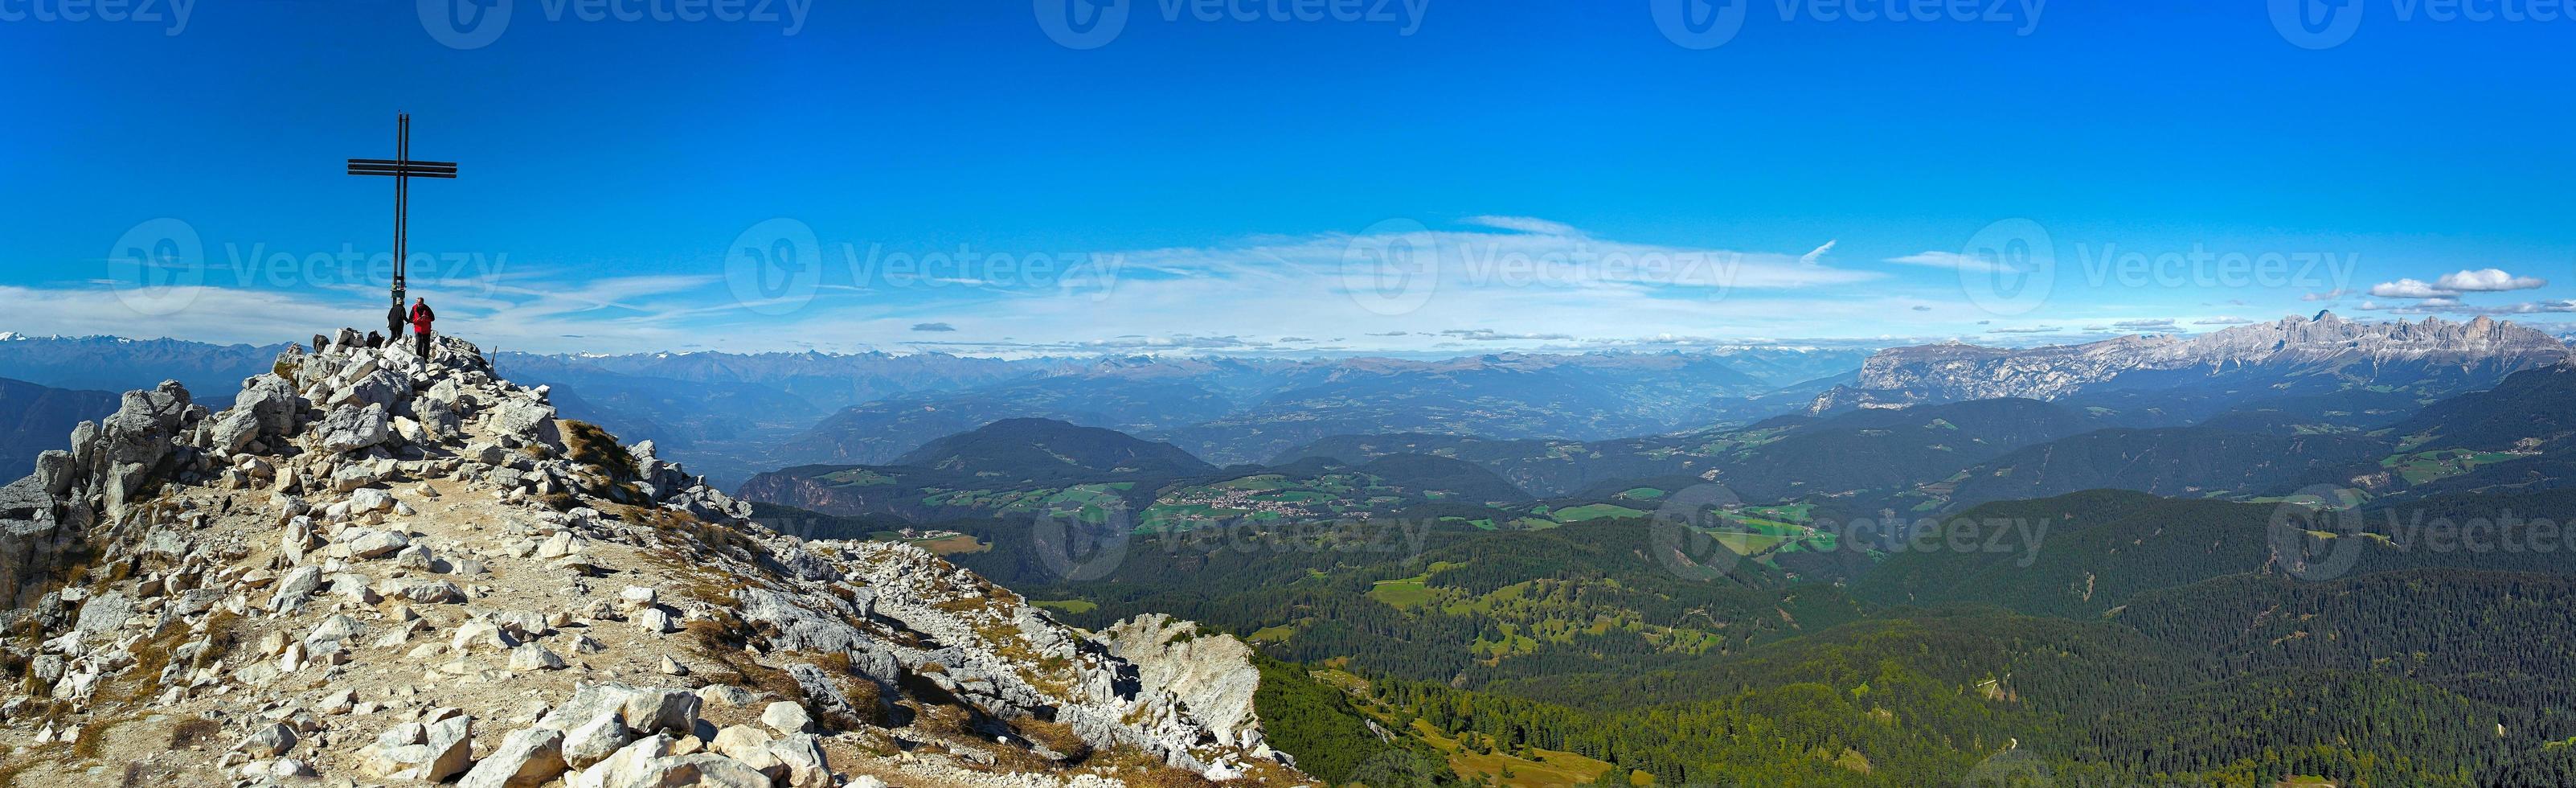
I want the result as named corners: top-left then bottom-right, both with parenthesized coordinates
top-left (0, 330), bottom-right (1300, 788)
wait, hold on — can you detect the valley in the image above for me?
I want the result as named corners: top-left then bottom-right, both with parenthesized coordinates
top-left (8, 314), bottom-right (2576, 786)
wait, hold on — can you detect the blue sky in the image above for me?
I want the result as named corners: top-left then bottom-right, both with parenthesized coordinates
top-left (2, 0), bottom-right (2571, 355)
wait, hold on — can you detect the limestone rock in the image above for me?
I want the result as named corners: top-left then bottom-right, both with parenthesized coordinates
top-left (317, 403), bottom-right (394, 454)
top-left (760, 701), bottom-right (813, 735)
top-left (235, 721), bottom-right (297, 758)
top-left (459, 726), bottom-right (569, 788)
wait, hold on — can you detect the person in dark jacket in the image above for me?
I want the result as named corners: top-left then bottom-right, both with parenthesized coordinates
top-left (387, 302), bottom-right (407, 343)
top-left (408, 298), bottom-right (436, 359)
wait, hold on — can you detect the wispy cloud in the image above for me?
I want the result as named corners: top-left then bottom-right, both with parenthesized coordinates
top-left (1887, 251), bottom-right (2017, 273)
top-left (1462, 215), bottom-right (1581, 236)
top-left (1799, 240), bottom-right (1837, 267)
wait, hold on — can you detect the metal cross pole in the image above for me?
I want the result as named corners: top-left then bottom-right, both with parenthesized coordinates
top-left (346, 113), bottom-right (458, 310)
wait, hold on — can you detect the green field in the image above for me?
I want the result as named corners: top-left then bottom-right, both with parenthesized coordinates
top-left (1031, 598), bottom-right (1097, 614)
top-left (907, 534), bottom-right (989, 555)
top-left (1550, 503), bottom-right (1649, 522)
top-left (2381, 448), bottom-right (2524, 485)
top-left (1407, 718), bottom-right (1619, 788)
top-left (1367, 561), bottom-right (1466, 609)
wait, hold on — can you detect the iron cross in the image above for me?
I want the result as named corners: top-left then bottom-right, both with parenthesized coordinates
top-left (346, 113), bottom-right (458, 309)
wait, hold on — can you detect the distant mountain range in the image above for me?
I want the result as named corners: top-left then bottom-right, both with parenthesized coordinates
top-left (0, 334), bottom-right (292, 396)
top-left (8, 314), bottom-right (2563, 502)
top-left (762, 350), bottom-right (1857, 472)
top-left (0, 377), bottom-right (120, 479)
top-left (1812, 312), bottom-right (2570, 412)
top-left (735, 417), bottom-right (1531, 524)
top-left (0, 332), bottom-right (1870, 486)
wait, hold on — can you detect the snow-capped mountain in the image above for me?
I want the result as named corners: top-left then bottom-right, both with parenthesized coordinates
top-left (1813, 312), bottom-right (2573, 411)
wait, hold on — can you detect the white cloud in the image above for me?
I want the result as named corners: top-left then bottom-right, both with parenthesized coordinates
top-left (2368, 278), bottom-right (2455, 299)
top-left (2193, 316), bottom-right (2256, 326)
top-left (0, 219), bottom-right (1942, 355)
top-left (2435, 268), bottom-right (2548, 292)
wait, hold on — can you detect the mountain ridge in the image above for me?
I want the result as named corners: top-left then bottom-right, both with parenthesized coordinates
top-left (1813, 312), bottom-right (2571, 412)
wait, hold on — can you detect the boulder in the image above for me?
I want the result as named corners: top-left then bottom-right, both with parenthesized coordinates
top-left (572, 734), bottom-right (671, 788)
top-left (349, 487), bottom-right (395, 512)
top-left (760, 701), bottom-right (813, 735)
top-left (317, 404), bottom-right (393, 453)
top-left (489, 399), bottom-right (563, 447)
top-left (708, 725), bottom-right (772, 761)
top-left (509, 642), bottom-right (567, 671)
top-left (453, 620), bottom-right (518, 651)
top-left (72, 591), bottom-right (132, 637)
top-left (366, 714), bottom-right (473, 782)
top-left (620, 688), bottom-right (702, 736)
top-left (211, 408), bottom-right (261, 453)
top-left (459, 726), bottom-right (568, 788)
top-left (384, 579), bottom-right (465, 604)
top-left (342, 527), bottom-right (410, 559)
top-left (231, 372), bottom-right (302, 438)
top-left (269, 566), bottom-right (324, 611)
top-left (563, 709), bottom-right (636, 769)
top-left (648, 753), bottom-right (772, 788)
top-left (235, 721), bottom-right (297, 758)
top-left (765, 733), bottom-right (833, 787)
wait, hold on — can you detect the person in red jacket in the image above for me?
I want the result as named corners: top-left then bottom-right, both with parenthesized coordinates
top-left (408, 297), bottom-right (436, 359)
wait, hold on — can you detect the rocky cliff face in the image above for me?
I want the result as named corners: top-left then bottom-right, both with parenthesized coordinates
top-left (1812, 313), bottom-right (2574, 412)
top-left (0, 330), bottom-right (1301, 788)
